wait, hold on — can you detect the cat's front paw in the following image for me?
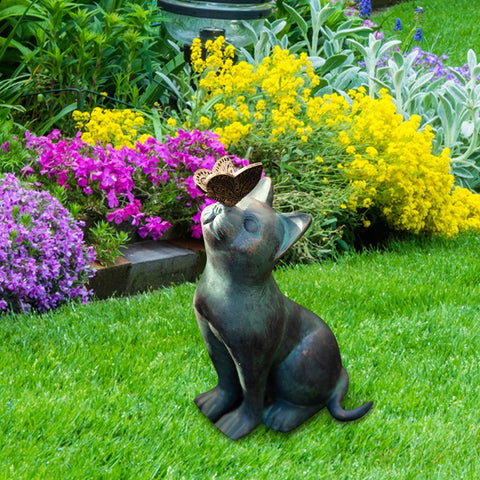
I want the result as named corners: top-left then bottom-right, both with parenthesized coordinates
top-left (215, 404), bottom-right (262, 440)
top-left (194, 386), bottom-right (240, 423)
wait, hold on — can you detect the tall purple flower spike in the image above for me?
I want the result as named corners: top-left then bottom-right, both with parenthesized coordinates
top-left (414, 27), bottom-right (422, 42)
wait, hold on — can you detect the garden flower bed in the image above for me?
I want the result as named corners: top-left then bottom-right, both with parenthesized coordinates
top-left (2, 0), bottom-right (480, 313)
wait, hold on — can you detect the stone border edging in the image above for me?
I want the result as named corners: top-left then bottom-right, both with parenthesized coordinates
top-left (88, 239), bottom-right (206, 299)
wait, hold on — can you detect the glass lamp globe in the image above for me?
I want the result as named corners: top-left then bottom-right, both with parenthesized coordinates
top-left (157, 0), bottom-right (273, 48)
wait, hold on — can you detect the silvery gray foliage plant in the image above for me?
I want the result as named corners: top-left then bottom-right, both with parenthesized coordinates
top-left (309, 20), bottom-right (370, 97)
top-left (426, 50), bottom-right (480, 188)
top-left (373, 49), bottom-right (438, 118)
top-left (238, 19), bottom-right (293, 64)
top-left (348, 33), bottom-right (402, 98)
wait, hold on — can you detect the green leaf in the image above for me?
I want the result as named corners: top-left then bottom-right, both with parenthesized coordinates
top-left (318, 5), bottom-right (337, 25)
top-left (0, 4), bottom-right (42, 21)
top-left (452, 166), bottom-right (475, 179)
top-left (333, 26), bottom-right (372, 40)
top-left (154, 71), bottom-right (183, 100)
top-left (323, 40), bottom-right (333, 58)
top-left (347, 38), bottom-right (368, 58)
top-left (0, 2), bottom-right (35, 62)
top-left (283, 2), bottom-right (309, 41)
top-left (37, 102), bottom-right (78, 136)
top-left (317, 54), bottom-right (348, 75)
top-left (372, 77), bottom-right (391, 91)
top-left (283, 163), bottom-right (301, 175)
top-left (0, 37), bottom-right (32, 57)
top-left (467, 49), bottom-right (477, 73)
top-left (393, 68), bottom-right (404, 90)
top-left (461, 120), bottom-right (475, 138)
top-left (138, 81), bottom-right (165, 107)
top-left (332, 68), bottom-right (365, 90)
top-left (308, 56), bottom-right (326, 70)
top-left (336, 238), bottom-right (350, 251)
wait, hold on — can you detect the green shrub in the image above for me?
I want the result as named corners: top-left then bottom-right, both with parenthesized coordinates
top-left (1, 0), bottom-right (176, 135)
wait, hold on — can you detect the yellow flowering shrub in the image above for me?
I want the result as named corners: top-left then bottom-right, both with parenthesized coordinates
top-left (167, 38), bottom-right (480, 253)
top-left (73, 108), bottom-right (149, 149)
top-left (184, 37), bottom-right (319, 149)
top-left (326, 89), bottom-right (480, 237)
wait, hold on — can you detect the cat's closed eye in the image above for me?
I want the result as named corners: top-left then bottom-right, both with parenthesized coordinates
top-left (244, 217), bottom-right (259, 234)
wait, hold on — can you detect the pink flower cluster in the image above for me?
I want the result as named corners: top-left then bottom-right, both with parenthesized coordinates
top-left (24, 129), bottom-right (249, 240)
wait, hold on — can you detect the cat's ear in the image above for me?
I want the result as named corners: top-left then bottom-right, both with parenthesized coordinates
top-left (245, 176), bottom-right (273, 206)
top-left (276, 212), bottom-right (312, 260)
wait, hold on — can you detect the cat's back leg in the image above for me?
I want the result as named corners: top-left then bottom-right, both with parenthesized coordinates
top-left (264, 326), bottom-right (342, 432)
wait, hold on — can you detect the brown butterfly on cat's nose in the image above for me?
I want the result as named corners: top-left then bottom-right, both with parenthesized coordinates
top-left (194, 156), bottom-right (263, 207)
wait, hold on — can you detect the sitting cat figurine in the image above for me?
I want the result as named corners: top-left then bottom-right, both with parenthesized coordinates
top-left (193, 177), bottom-right (372, 440)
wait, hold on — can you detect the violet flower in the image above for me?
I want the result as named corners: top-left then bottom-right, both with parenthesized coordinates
top-left (0, 173), bottom-right (95, 314)
top-left (358, 0), bottom-right (372, 18)
top-left (138, 217), bottom-right (172, 241)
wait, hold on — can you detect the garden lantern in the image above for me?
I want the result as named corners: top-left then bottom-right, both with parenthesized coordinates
top-left (157, 0), bottom-right (273, 48)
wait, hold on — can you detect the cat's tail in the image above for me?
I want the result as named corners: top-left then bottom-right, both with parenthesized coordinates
top-left (326, 367), bottom-right (373, 422)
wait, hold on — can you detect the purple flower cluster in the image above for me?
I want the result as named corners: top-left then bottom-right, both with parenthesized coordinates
top-left (408, 48), bottom-right (479, 83)
top-left (24, 129), bottom-right (249, 240)
top-left (358, 0), bottom-right (371, 19)
top-left (0, 174), bottom-right (96, 314)
top-left (344, 1), bottom-right (382, 38)
top-left (374, 46), bottom-right (477, 84)
top-left (414, 27), bottom-right (422, 42)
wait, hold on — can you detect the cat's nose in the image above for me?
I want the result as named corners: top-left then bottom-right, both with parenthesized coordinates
top-left (214, 203), bottom-right (233, 215)
top-left (202, 202), bottom-right (226, 224)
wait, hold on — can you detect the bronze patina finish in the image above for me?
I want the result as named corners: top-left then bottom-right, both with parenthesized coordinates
top-left (193, 174), bottom-right (373, 439)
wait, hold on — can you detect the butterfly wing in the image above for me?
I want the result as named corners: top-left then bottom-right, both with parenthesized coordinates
top-left (206, 174), bottom-right (239, 207)
top-left (233, 163), bottom-right (263, 200)
top-left (212, 156), bottom-right (237, 175)
top-left (196, 160), bottom-right (263, 206)
top-left (193, 169), bottom-right (212, 194)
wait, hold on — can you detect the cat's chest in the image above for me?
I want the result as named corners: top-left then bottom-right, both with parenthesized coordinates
top-left (194, 281), bottom-right (244, 326)
top-left (194, 274), bottom-right (281, 333)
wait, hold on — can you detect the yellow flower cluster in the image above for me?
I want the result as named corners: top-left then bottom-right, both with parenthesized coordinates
top-left (190, 36), bottom-right (235, 75)
top-left (332, 89), bottom-right (480, 236)
top-left (188, 37), bottom-right (320, 148)
top-left (73, 108), bottom-right (148, 149)
top-left (306, 93), bottom-right (351, 126)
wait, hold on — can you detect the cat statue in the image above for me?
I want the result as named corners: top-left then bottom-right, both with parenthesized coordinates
top-left (193, 177), bottom-right (373, 439)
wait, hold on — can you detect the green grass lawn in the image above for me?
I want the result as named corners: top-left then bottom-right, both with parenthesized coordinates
top-left (373, 0), bottom-right (480, 66)
top-left (1, 233), bottom-right (479, 479)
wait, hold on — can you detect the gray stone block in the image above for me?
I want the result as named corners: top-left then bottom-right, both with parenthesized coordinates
top-left (123, 240), bottom-right (198, 294)
top-left (88, 256), bottom-right (131, 300)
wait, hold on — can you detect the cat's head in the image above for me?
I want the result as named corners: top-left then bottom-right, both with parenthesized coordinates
top-left (201, 177), bottom-right (312, 280)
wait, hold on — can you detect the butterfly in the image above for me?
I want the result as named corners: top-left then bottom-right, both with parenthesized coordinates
top-left (194, 157), bottom-right (263, 207)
